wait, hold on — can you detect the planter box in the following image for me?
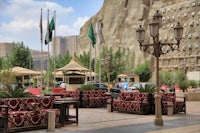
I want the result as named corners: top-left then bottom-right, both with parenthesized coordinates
top-left (186, 92), bottom-right (200, 101)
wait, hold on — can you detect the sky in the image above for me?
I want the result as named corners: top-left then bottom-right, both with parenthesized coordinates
top-left (0, 0), bottom-right (104, 51)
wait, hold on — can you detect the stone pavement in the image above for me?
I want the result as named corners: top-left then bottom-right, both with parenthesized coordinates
top-left (22, 101), bottom-right (200, 133)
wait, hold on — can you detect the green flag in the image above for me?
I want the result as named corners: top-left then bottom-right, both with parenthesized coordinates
top-left (45, 16), bottom-right (55, 44)
top-left (88, 23), bottom-right (96, 48)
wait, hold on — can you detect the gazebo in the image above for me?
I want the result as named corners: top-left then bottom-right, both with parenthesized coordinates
top-left (57, 58), bottom-right (93, 90)
top-left (11, 66), bottom-right (41, 87)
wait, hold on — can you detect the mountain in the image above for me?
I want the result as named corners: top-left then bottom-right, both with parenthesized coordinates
top-left (76, 0), bottom-right (200, 75)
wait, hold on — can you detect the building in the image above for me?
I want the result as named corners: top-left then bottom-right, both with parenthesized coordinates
top-left (0, 42), bottom-right (48, 71)
top-left (30, 50), bottom-right (48, 70)
top-left (51, 35), bottom-right (78, 57)
top-left (0, 43), bottom-right (13, 57)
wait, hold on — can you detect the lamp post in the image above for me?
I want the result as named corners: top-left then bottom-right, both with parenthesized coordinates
top-left (136, 10), bottom-right (183, 126)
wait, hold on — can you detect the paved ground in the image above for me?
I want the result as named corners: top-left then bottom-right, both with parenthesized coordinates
top-left (21, 101), bottom-right (200, 133)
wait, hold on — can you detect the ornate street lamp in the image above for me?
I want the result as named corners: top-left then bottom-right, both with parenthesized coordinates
top-left (136, 10), bottom-right (183, 126)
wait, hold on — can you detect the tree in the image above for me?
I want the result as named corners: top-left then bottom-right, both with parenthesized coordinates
top-left (100, 46), bottom-right (126, 83)
top-left (76, 51), bottom-right (91, 69)
top-left (9, 42), bottom-right (33, 69)
top-left (0, 57), bottom-right (3, 69)
top-left (134, 61), bottom-right (152, 82)
top-left (160, 71), bottom-right (189, 91)
top-left (160, 71), bottom-right (173, 86)
top-left (0, 71), bottom-right (16, 87)
top-left (49, 51), bottom-right (72, 71)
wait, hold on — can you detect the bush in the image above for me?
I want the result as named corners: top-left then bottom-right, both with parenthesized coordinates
top-left (0, 85), bottom-right (33, 98)
top-left (138, 84), bottom-right (156, 93)
top-left (79, 84), bottom-right (95, 91)
top-left (134, 61), bottom-right (152, 82)
top-left (187, 80), bottom-right (198, 88)
top-left (179, 81), bottom-right (188, 92)
top-left (0, 70), bottom-right (16, 87)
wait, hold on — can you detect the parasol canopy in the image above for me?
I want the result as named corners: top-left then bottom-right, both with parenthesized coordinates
top-left (11, 66), bottom-right (40, 76)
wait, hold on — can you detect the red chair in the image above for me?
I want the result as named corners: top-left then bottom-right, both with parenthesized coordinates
top-left (52, 88), bottom-right (66, 94)
top-left (28, 88), bottom-right (41, 96)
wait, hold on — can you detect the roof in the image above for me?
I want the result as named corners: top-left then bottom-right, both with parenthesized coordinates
top-left (11, 66), bottom-right (40, 76)
top-left (117, 73), bottom-right (139, 78)
top-left (57, 57), bottom-right (89, 72)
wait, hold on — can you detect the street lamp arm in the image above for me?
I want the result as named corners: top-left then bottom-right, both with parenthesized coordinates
top-left (139, 40), bottom-right (181, 57)
top-left (160, 41), bottom-right (180, 53)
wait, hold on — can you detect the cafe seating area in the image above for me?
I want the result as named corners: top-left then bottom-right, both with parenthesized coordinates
top-left (161, 92), bottom-right (186, 114)
top-left (111, 92), bottom-right (154, 115)
top-left (0, 96), bottom-right (60, 133)
top-left (51, 89), bottom-right (107, 108)
top-left (0, 90), bottom-right (187, 133)
top-left (81, 90), bottom-right (107, 108)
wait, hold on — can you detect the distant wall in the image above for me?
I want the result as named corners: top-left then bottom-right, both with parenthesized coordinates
top-left (186, 93), bottom-right (200, 101)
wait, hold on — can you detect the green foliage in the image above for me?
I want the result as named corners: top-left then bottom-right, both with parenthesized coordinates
top-left (0, 85), bottom-right (33, 98)
top-left (0, 57), bottom-right (12, 69)
top-left (79, 84), bottom-right (95, 91)
top-left (0, 70), bottom-right (16, 86)
top-left (100, 46), bottom-right (125, 82)
top-left (160, 71), bottom-right (185, 87)
top-left (175, 72), bottom-right (185, 86)
top-left (9, 42), bottom-right (32, 68)
top-left (160, 71), bottom-right (189, 91)
top-left (179, 81), bottom-right (188, 92)
top-left (76, 51), bottom-right (90, 69)
top-left (187, 80), bottom-right (198, 88)
top-left (134, 61), bottom-right (152, 82)
top-left (50, 51), bottom-right (72, 69)
top-left (0, 57), bottom-right (3, 69)
top-left (160, 71), bottom-right (173, 86)
top-left (138, 84), bottom-right (156, 93)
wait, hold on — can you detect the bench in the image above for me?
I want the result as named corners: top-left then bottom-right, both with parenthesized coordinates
top-left (0, 96), bottom-right (60, 133)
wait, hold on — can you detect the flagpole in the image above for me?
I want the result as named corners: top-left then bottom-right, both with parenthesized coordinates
top-left (47, 9), bottom-right (50, 92)
top-left (96, 21), bottom-right (105, 83)
top-left (88, 22), bottom-right (96, 82)
top-left (53, 10), bottom-right (56, 88)
top-left (40, 8), bottom-right (43, 91)
top-left (89, 42), bottom-right (92, 81)
top-left (99, 40), bottom-right (101, 82)
top-left (94, 41), bottom-right (96, 82)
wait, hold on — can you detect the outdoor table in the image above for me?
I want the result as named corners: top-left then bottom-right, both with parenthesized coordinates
top-left (55, 97), bottom-right (77, 101)
top-left (53, 100), bottom-right (79, 126)
top-left (44, 93), bottom-right (65, 98)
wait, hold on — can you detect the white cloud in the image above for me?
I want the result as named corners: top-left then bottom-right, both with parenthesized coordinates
top-left (57, 25), bottom-right (76, 36)
top-left (0, 0), bottom-right (75, 50)
top-left (73, 17), bottom-right (90, 33)
top-left (1, 19), bottom-right (36, 34)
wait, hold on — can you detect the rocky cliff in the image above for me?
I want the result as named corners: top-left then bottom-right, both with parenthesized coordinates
top-left (76, 0), bottom-right (200, 76)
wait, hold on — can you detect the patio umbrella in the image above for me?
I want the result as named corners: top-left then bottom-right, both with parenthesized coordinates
top-left (11, 66), bottom-right (40, 76)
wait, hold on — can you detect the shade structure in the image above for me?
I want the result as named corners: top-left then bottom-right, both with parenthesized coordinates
top-left (11, 66), bottom-right (40, 76)
top-left (57, 58), bottom-right (89, 72)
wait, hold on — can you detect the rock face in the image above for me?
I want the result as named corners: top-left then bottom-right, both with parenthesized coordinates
top-left (77, 0), bottom-right (200, 77)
